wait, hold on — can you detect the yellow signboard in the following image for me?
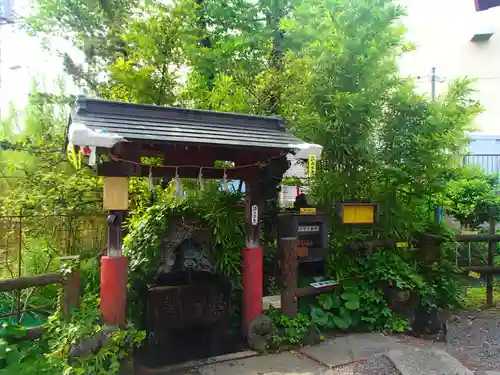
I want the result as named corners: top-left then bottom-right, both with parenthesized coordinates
top-left (300, 207), bottom-right (317, 215)
top-left (103, 177), bottom-right (129, 210)
top-left (342, 204), bottom-right (375, 224)
top-left (308, 155), bottom-right (317, 177)
top-left (396, 242), bottom-right (409, 248)
top-left (469, 271), bottom-right (481, 279)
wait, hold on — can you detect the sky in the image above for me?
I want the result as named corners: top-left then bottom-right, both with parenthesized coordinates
top-left (1, 0), bottom-right (499, 134)
top-left (0, 0), bottom-right (84, 117)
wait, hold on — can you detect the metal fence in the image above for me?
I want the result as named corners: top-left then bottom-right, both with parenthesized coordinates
top-left (463, 154), bottom-right (500, 175)
top-left (0, 213), bottom-right (106, 324)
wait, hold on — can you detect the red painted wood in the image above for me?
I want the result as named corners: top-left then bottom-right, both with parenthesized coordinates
top-left (100, 256), bottom-right (128, 326)
top-left (242, 247), bottom-right (263, 334)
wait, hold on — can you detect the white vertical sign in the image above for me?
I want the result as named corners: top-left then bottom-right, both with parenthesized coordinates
top-left (251, 204), bottom-right (258, 226)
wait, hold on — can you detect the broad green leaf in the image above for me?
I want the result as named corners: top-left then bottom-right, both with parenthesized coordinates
top-left (333, 315), bottom-right (349, 329)
top-left (310, 307), bottom-right (328, 326)
top-left (318, 294), bottom-right (333, 309)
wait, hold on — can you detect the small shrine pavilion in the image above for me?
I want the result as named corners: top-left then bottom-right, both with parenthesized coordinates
top-left (66, 96), bottom-right (318, 332)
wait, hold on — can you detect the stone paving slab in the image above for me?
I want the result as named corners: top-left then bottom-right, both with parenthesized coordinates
top-left (347, 333), bottom-right (398, 359)
top-left (300, 337), bottom-right (353, 368)
top-left (386, 346), bottom-right (474, 375)
top-left (198, 352), bottom-right (327, 375)
top-left (167, 333), bottom-right (476, 375)
top-left (299, 333), bottom-right (399, 368)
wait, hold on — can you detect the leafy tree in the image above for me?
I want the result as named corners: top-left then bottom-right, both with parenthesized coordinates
top-left (280, 0), bottom-right (480, 239)
top-left (444, 166), bottom-right (500, 229)
top-left (98, 0), bottom-right (196, 105)
top-left (281, 0), bottom-right (409, 207)
top-left (25, 0), bottom-right (138, 92)
top-left (0, 86), bottom-right (102, 217)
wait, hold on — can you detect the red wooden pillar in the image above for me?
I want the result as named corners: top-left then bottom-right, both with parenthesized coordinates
top-left (242, 179), bottom-right (263, 334)
top-left (101, 211), bottom-right (128, 326)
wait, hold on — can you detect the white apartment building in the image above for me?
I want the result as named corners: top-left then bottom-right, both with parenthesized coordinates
top-left (399, 0), bottom-right (500, 136)
top-left (464, 134), bottom-right (500, 174)
top-left (398, 0), bottom-right (500, 176)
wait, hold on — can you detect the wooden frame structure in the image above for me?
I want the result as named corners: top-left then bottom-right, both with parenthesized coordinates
top-left (67, 96), bottom-right (312, 331)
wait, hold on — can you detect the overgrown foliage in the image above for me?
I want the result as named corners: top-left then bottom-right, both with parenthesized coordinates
top-left (266, 308), bottom-right (314, 347)
top-left (0, 294), bottom-right (145, 375)
top-left (0, 87), bottom-right (105, 327)
top-left (124, 183), bottom-right (244, 322)
top-left (0, 87), bottom-right (102, 217)
top-left (443, 166), bottom-right (500, 228)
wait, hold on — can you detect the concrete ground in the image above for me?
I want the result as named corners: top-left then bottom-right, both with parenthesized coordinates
top-left (150, 333), bottom-right (475, 375)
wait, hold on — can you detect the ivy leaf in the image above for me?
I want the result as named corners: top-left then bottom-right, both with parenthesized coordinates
top-left (333, 315), bottom-right (349, 329)
top-left (326, 312), bottom-right (336, 329)
top-left (345, 299), bottom-right (360, 310)
top-left (318, 294), bottom-right (333, 309)
top-left (339, 307), bottom-right (352, 327)
top-left (310, 307), bottom-right (328, 326)
top-left (5, 346), bottom-right (21, 366)
top-left (331, 294), bottom-right (342, 309)
top-left (341, 292), bottom-right (360, 310)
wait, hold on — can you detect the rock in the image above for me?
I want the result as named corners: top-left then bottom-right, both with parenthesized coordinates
top-left (247, 315), bottom-right (276, 352)
top-left (68, 325), bottom-right (118, 363)
top-left (410, 305), bottom-right (446, 337)
top-left (387, 346), bottom-right (474, 375)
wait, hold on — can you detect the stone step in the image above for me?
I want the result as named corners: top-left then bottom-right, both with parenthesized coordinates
top-left (386, 346), bottom-right (474, 375)
top-left (299, 333), bottom-right (399, 368)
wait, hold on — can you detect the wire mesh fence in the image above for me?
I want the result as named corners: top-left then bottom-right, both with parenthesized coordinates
top-left (0, 213), bottom-right (106, 324)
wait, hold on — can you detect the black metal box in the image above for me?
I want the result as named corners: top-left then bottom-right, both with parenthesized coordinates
top-left (277, 212), bottom-right (328, 263)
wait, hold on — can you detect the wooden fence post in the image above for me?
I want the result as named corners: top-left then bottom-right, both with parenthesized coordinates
top-left (487, 207), bottom-right (497, 306)
top-left (280, 237), bottom-right (298, 318)
top-left (60, 256), bottom-right (81, 320)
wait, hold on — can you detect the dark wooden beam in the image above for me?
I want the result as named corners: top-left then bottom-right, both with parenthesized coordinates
top-left (296, 284), bottom-right (341, 298)
top-left (456, 234), bottom-right (500, 242)
top-left (109, 141), bottom-right (285, 167)
top-left (244, 179), bottom-right (261, 248)
top-left (0, 273), bottom-right (62, 292)
top-left (463, 266), bottom-right (500, 274)
top-left (107, 211), bottom-right (124, 257)
top-left (60, 256), bottom-right (81, 321)
top-left (280, 237), bottom-right (297, 318)
top-left (97, 161), bottom-right (259, 180)
top-left (487, 207), bottom-right (497, 305)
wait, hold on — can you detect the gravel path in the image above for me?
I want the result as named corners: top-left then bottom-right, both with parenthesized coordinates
top-left (444, 308), bottom-right (500, 375)
top-left (327, 356), bottom-right (400, 375)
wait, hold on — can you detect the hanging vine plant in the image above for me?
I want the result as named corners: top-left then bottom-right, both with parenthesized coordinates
top-left (123, 183), bottom-right (245, 323)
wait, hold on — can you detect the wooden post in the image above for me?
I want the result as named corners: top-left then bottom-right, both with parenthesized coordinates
top-left (60, 256), bottom-right (81, 320)
top-left (107, 211), bottom-right (123, 257)
top-left (242, 179), bottom-right (263, 334)
top-left (280, 237), bottom-right (297, 318)
top-left (101, 210), bottom-right (128, 326)
top-left (487, 206), bottom-right (497, 306)
top-left (244, 180), bottom-right (261, 249)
